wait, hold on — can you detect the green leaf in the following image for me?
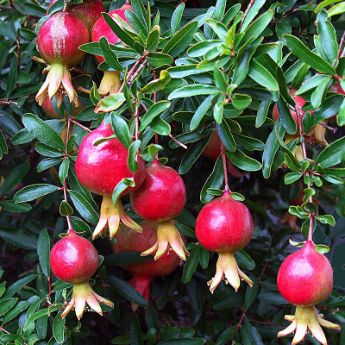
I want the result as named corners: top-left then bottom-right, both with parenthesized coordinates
top-left (328, 2), bottom-right (345, 16)
top-left (157, 340), bottom-right (206, 345)
top-left (128, 140), bottom-right (141, 172)
top-left (108, 276), bottom-right (148, 306)
top-left (232, 93), bottom-right (252, 110)
top-left (140, 101), bottom-right (171, 131)
top-left (171, 3), bottom-right (185, 34)
top-left (206, 19), bottom-right (227, 40)
top-left (216, 122), bottom-right (236, 152)
top-left (151, 118), bottom-right (171, 136)
top-left (59, 200), bottom-right (74, 217)
top-left (52, 314), bottom-right (65, 344)
top-left (240, 0), bottom-right (266, 32)
top-left (179, 137), bottom-right (209, 175)
top-left (99, 37), bottom-right (122, 71)
top-left (337, 98), bottom-right (345, 126)
top-left (146, 25), bottom-right (160, 51)
top-left (0, 298), bottom-right (18, 316)
top-left (14, 184), bottom-right (60, 203)
top-left (147, 52), bottom-right (173, 68)
top-left (226, 150), bottom-right (261, 171)
top-left (2, 301), bottom-right (30, 325)
top-left (284, 34), bottom-right (336, 75)
top-left (214, 94), bottom-right (225, 124)
top-left (58, 158), bottom-right (70, 184)
top-left (22, 114), bottom-right (64, 150)
top-left (112, 178), bottom-right (135, 205)
top-left (316, 214), bottom-right (336, 226)
top-left (182, 246), bottom-right (200, 284)
top-left (316, 136), bottom-right (345, 168)
top-left (190, 95), bottom-right (215, 130)
top-left (141, 70), bottom-right (171, 94)
top-left (200, 157), bottom-right (224, 204)
top-left (3, 274), bottom-right (36, 298)
top-left (315, 11), bottom-right (338, 65)
top-left (249, 59), bottom-right (279, 92)
top-left (112, 114), bottom-right (131, 148)
top-left (96, 93), bottom-right (126, 113)
top-left (69, 190), bottom-right (98, 224)
top-left (168, 84), bottom-right (219, 100)
top-left (163, 21), bottom-right (198, 57)
top-left (37, 229), bottom-right (50, 277)
top-left (276, 98), bottom-right (297, 135)
top-left (103, 13), bottom-right (144, 54)
top-left (284, 172), bottom-right (303, 185)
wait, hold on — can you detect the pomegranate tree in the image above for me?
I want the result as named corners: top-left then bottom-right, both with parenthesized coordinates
top-left (130, 160), bottom-right (188, 261)
top-left (75, 121), bottom-right (146, 239)
top-left (195, 192), bottom-right (254, 293)
top-left (50, 230), bottom-right (113, 319)
top-left (91, 5), bottom-right (132, 96)
top-left (48, 0), bottom-right (105, 32)
top-left (277, 241), bottom-right (340, 344)
top-left (112, 222), bottom-right (181, 302)
top-left (35, 12), bottom-right (89, 106)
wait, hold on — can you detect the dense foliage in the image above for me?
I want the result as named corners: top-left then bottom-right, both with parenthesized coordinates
top-left (1, 0), bottom-right (345, 344)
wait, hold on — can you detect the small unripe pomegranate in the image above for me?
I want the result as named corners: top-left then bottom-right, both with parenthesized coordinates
top-left (50, 230), bottom-right (113, 319)
top-left (112, 222), bottom-right (181, 302)
top-left (91, 5), bottom-right (133, 96)
top-left (203, 131), bottom-right (248, 178)
top-left (75, 121), bottom-right (146, 239)
top-left (277, 241), bottom-right (339, 344)
top-left (48, 0), bottom-right (105, 32)
top-left (195, 192), bottom-right (254, 293)
top-left (35, 12), bottom-right (89, 106)
top-left (130, 160), bottom-right (188, 261)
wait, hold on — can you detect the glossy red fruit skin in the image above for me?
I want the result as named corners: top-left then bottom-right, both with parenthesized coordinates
top-left (272, 95), bottom-right (306, 125)
top-left (112, 222), bottom-right (181, 277)
top-left (203, 130), bottom-right (221, 161)
top-left (130, 162), bottom-right (186, 222)
top-left (91, 6), bottom-right (132, 64)
top-left (37, 12), bottom-right (89, 66)
top-left (195, 193), bottom-right (254, 253)
top-left (277, 241), bottom-right (333, 307)
top-left (50, 230), bottom-right (99, 284)
top-left (41, 95), bottom-right (60, 119)
top-left (75, 121), bottom-right (146, 196)
top-left (48, 0), bottom-right (105, 32)
top-left (332, 82), bottom-right (345, 95)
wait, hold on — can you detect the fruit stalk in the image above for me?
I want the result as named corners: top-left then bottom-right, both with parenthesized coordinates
top-left (220, 143), bottom-right (229, 193)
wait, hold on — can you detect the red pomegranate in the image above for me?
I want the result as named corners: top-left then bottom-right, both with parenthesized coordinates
top-left (48, 0), bottom-right (105, 32)
top-left (195, 192), bottom-right (254, 293)
top-left (272, 95), bottom-right (306, 126)
top-left (91, 5), bottom-right (133, 96)
top-left (75, 121), bottom-right (146, 239)
top-left (277, 241), bottom-right (339, 344)
top-left (112, 222), bottom-right (181, 302)
top-left (35, 12), bottom-right (89, 106)
top-left (130, 160), bottom-right (188, 261)
top-left (50, 230), bottom-right (113, 319)
top-left (203, 130), bottom-right (248, 178)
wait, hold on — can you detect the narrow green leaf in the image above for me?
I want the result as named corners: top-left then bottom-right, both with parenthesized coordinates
top-left (37, 229), bottom-right (50, 277)
top-left (14, 184), bottom-right (60, 203)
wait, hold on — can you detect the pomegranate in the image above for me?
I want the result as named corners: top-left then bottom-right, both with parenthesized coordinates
top-left (272, 92), bottom-right (327, 146)
top-left (75, 121), bottom-right (146, 239)
top-left (277, 241), bottom-right (340, 344)
top-left (203, 130), bottom-right (247, 178)
top-left (195, 192), bottom-right (254, 293)
top-left (130, 160), bottom-right (188, 261)
top-left (35, 12), bottom-right (89, 106)
top-left (112, 222), bottom-right (181, 302)
top-left (91, 5), bottom-right (133, 96)
top-left (48, 0), bottom-right (105, 32)
top-left (50, 230), bottom-right (113, 319)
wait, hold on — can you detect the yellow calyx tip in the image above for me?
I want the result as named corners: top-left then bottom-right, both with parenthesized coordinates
top-left (61, 282), bottom-right (113, 320)
top-left (140, 220), bottom-right (188, 261)
top-left (97, 70), bottom-right (121, 97)
top-left (277, 306), bottom-right (340, 345)
top-left (207, 252), bottom-right (253, 294)
top-left (93, 196), bottom-right (142, 240)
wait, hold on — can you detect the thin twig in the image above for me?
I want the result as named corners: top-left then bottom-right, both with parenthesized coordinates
top-left (71, 119), bottom-right (92, 132)
top-left (240, 0), bottom-right (255, 28)
top-left (169, 134), bottom-right (187, 149)
top-left (0, 99), bottom-right (17, 105)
